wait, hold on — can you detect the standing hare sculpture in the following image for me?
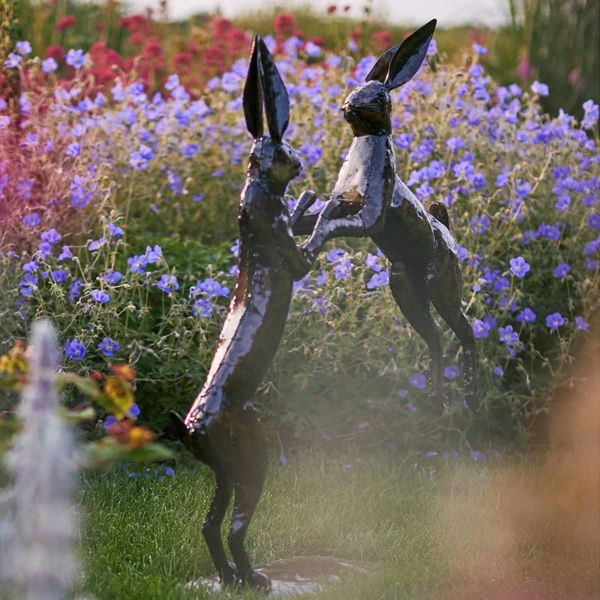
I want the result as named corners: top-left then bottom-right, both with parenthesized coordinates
top-left (294, 20), bottom-right (478, 410)
top-left (170, 36), bottom-right (312, 592)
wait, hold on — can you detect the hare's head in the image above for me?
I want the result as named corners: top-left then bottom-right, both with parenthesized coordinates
top-left (343, 19), bottom-right (437, 136)
top-left (243, 36), bottom-right (302, 193)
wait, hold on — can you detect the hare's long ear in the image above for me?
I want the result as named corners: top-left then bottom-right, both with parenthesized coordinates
top-left (385, 19), bottom-right (436, 91)
top-left (243, 35), bottom-right (264, 139)
top-left (364, 44), bottom-right (400, 83)
top-left (258, 37), bottom-right (290, 142)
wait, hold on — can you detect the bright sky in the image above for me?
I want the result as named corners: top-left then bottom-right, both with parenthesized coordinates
top-left (124, 0), bottom-right (508, 27)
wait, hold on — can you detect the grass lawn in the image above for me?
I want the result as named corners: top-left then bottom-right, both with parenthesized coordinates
top-left (79, 450), bottom-right (599, 599)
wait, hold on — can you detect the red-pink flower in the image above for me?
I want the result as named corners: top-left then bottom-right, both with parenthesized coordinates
top-left (213, 17), bottom-right (233, 37)
top-left (372, 30), bottom-right (392, 53)
top-left (45, 45), bottom-right (65, 62)
top-left (274, 13), bottom-right (296, 35)
top-left (56, 15), bottom-right (76, 32)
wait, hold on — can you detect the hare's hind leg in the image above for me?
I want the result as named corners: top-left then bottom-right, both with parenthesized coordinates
top-left (188, 428), bottom-right (237, 586)
top-left (226, 408), bottom-right (270, 591)
top-left (389, 262), bottom-right (443, 406)
top-left (427, 254), bottom-right (478, 410)
top-left (203, 468), bottom-right (236, 585)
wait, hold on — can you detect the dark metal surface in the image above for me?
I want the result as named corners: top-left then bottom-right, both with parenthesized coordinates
top-left (296, 19), bottom-right (478, 410)
top-left (171, 37), bottom-right (312, 592)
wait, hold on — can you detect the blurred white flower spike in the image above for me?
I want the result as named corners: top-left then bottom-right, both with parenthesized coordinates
top-left (1, 320), bottom-right (78, 600)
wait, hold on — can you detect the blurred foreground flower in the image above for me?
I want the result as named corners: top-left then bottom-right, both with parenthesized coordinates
top-left (0, 320), bottom-right (78, 599)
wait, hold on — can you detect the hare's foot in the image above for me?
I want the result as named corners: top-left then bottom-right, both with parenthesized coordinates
top-left (245, 569), bottom-right (271, 592)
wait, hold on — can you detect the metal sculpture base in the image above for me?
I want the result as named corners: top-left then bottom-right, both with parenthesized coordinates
top-left (186, 556), bottom-right (372, 597)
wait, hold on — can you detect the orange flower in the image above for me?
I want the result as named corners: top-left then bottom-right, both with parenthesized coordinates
top-left (103, 376), bottom-right (134, 419)
top-left (107, 420), bottom-right (154, 449)
top-left (110, 363), bottom-right (135, 383)
top-left (0, 340), bottom-right (27, 376)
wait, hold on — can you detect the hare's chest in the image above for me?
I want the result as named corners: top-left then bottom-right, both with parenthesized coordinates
top-left (332, 137), bottom-right (389, 205)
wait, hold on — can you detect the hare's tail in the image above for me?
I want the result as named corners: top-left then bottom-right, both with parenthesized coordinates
top-left (428, 201), bottom-right (449, 229)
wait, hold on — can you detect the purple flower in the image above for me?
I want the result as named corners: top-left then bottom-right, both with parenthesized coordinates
top-left (191, 278), bottom-right (229, 298)
top-left (499, 325), bottom-right (519, 346)
top-left (366, 271), bottom-right (389, 289)
top-left (326, 248), bottom-right (345, 263)
top-left (553, 263), bottom-right (570, 278)
top-left (98, 337), bottom-right (120, 357)
top-left (582, 100), bottom-right (599, 130)
top-left (509, 256), bottom-right (530, 278)
top-left (144, 245), bottom-right (163, 264)
top-left (575, 316), bottom-right (590, 331)
top-left (103, 415), bottom-right (118, 430)
top-left (515, 180), bottom-right (531, 198)
top-left (221, 72), bottom-right (242, 93)
top-left (23, 213), bottom-right (41, 228)
top-left (193, 298), bottom-right (212, 317)
top-left (65, 338), bottom-right (86, 360)
top-left (128, 255), bottom-right (147, 274)
top-left (472, 43), bottom-right (488, 55)
top-left (66, 49), bottom-right (86, 69)
top-left (41, 57), bottom-right (58, 74)
top-left (516, 308), bottom-right (536, 323)
top-left (40, 228), bottom-right (62, 245)
top-left (493, 366), bottom-right (504, 376)
top-left (473, 318), bottom-right (492, 339)
top-left (470, 215), bottom-right (489, 235)
top-left (531, 81), bottom-right (549, 96)
top-left (334, 257), bottom-right (352, 280)
top-left (66, 142), bottom-right (81, 157)
top-left (588, 215), bottom-right (600, 230)
top-left (4, 53), bottom-right (21, 68)
top-left (58, 246), bottom-right (73, 261)
top-left (68, 279), bottom-right (83, 300)
top-left (128, 403), bottom-right (140, 419)
top-left (101, 270), bottom-right (123, 285)
top-left (51, 269), bottom-right (67, 284)
top-left (305, 41), bottom-right (322, 58)
top-left (365, 253), bottom-right (383, 272)
top-left (537, 223), bottom-right (561, 241)
top-left (554, 195), bottom-right (571, 212)
top-left (409, 372), bottom-right (426, 390)
top-left (181, 143), bottom-right (200, 158)
top-left (446, 136), bottom-right (465, 152)
top-left (108, 223), bottom-right (124, 238)
top-left (91, 290), bottom-right (110, 304)
top-left (395, 133), bottom-right (413, 149)
top-left (165, 74), bottom-right (180, 91)
top-left (130, 144), bottom-right (153, 170)
top-left (545, 312), bottom-right (565, 331)
top-left (443, 365), bottom-right (460, 380)
top-left (16, 41), bottom-right (32, 55)
top-left (87, 237), bottom-right (107, 251)
top-left (156, 274), bottom-right (179, 294)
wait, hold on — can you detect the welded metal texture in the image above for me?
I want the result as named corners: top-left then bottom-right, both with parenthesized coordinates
top-left (171, 36), bottom-right (312, 593)
top-left (296, 19), bottom-right (478, 410)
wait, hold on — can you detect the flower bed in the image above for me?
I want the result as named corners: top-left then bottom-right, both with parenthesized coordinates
top-left (0, 37), bottom-right (598, 448)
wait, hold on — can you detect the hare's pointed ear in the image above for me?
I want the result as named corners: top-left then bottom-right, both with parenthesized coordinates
top-left (385, 19), bottom-right (436, 91)
top-left (364, 44), bottom-right (401, 83)
top-left (243, 35), bottom-right (264, 139)
top-left (258, 37), bottom-right (290, 142)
